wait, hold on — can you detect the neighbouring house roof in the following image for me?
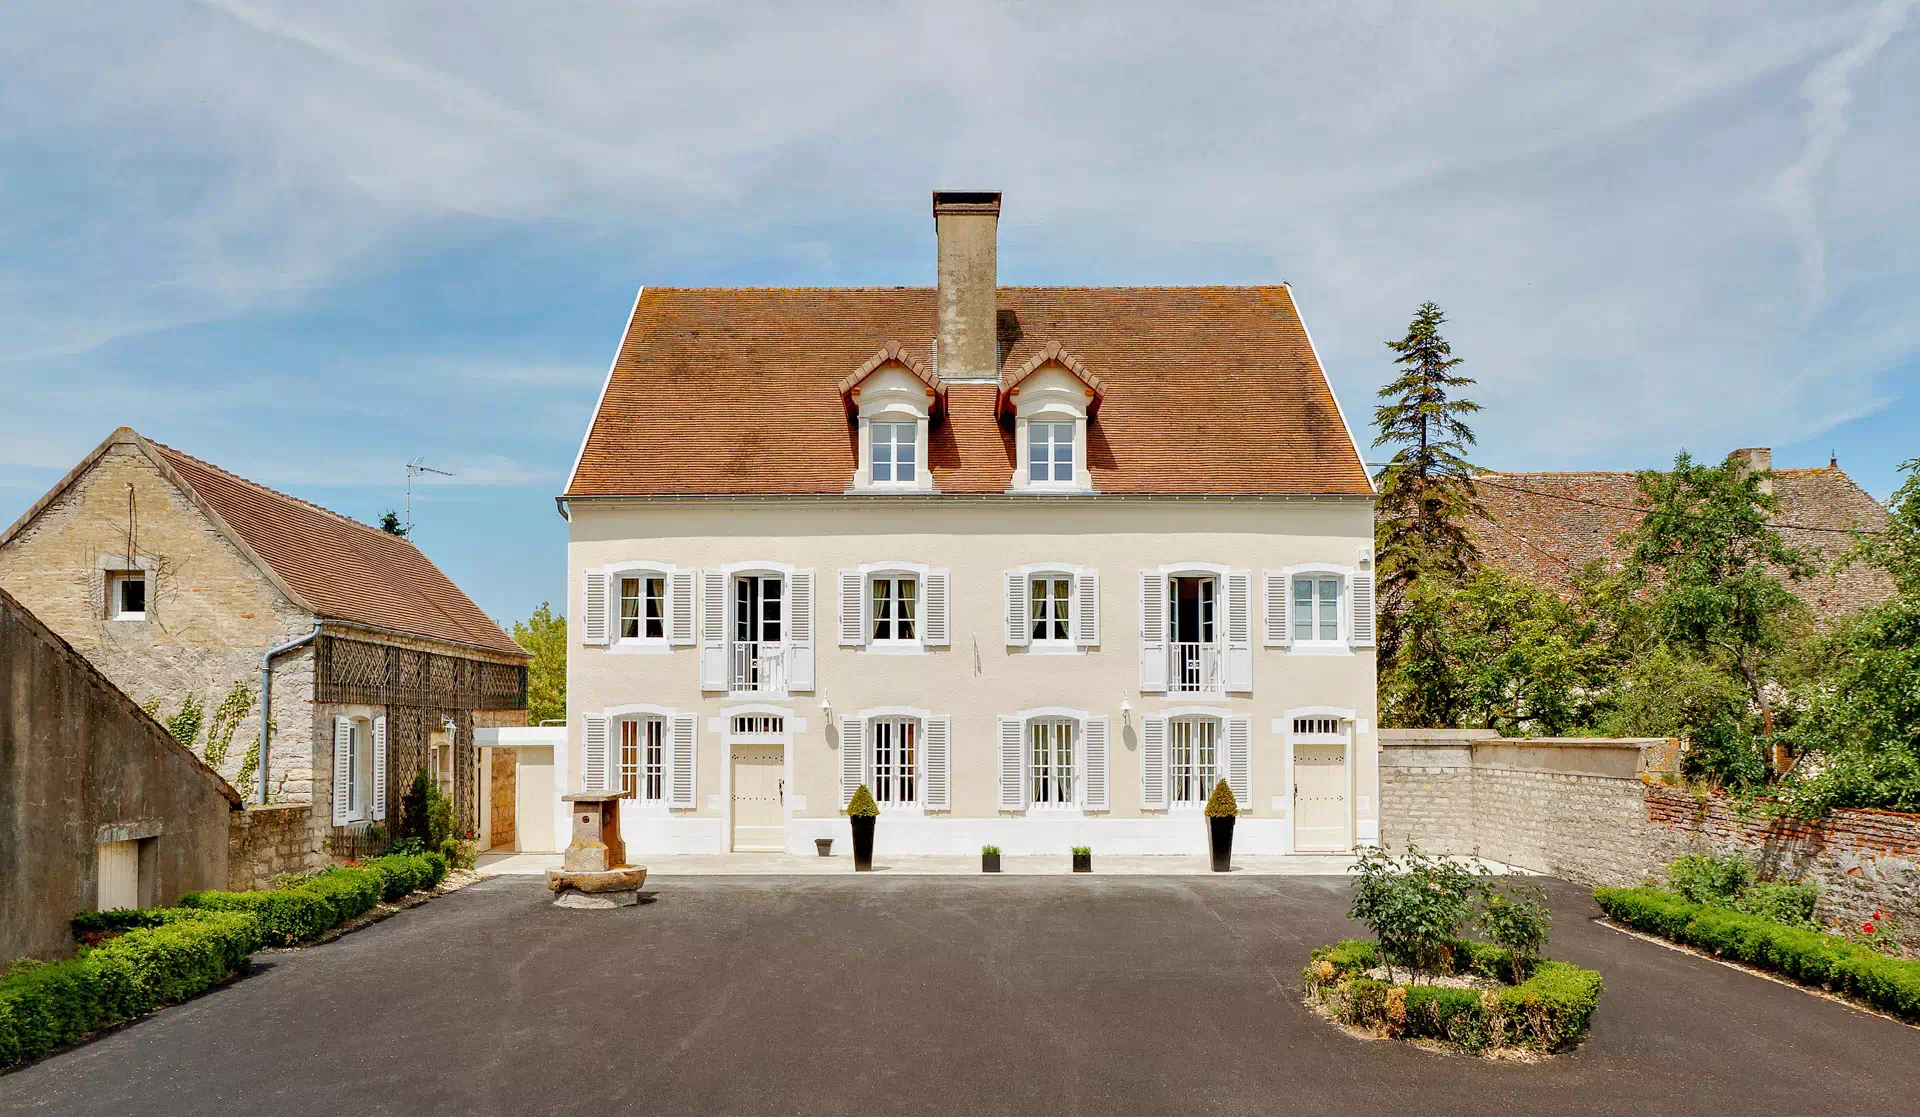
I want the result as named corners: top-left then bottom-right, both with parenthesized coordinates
top-left (1, 429), bottom-right (526, 659)
top-left (565, 285), bottom-right (1372, 498)
top-left (0, 583), bottom-right (244, 807)
top-left (1470, 464), bottom-right (1896, 620)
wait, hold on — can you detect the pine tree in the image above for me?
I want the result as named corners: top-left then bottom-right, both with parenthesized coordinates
top-left (378, 510), bottom-right (409, 537)
top-left (1372, 302), bottom-right (1484, 725)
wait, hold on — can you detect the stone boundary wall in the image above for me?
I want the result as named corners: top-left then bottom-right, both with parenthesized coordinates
top-left (1641, 787), bottom-right (1920, 951)
top-left (228, 804), bottom-right (323, 891)
top-left (1381, 729), bottom-right (1920, 952)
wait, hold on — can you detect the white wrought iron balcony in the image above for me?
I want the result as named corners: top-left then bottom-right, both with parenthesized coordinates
top-left (730, 641), bottom-right (787, 694)
top-left (1169, 642), bottom-right (1224, 693)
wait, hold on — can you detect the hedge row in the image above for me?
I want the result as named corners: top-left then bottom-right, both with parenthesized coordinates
top-left (1594, 886), bottom-right (1920, 1022)
top-left (176, 852), bottom-right (446, 947)
top-left (0, 910), bottom-right (262, 1069)
top-left (1304, 939), bottom-right (1604, 1053)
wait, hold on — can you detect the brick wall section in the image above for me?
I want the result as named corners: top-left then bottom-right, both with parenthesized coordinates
top-left (1641, 787), bottom-right (1920, 950)
top-left (1381, 730), bottom-right (1920, 952)
top-left (227, 804), bottom-right (322, 890)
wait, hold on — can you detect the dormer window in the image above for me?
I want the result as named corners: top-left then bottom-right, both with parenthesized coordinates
top-left (1001, 342), bottom-right (1103, 493)
top-left (1027, 421), bottom-right (1074, 484)
top-left (840, 342), bottom-right (940, 493)
top-left (871, 421), bottom-right (918, 484)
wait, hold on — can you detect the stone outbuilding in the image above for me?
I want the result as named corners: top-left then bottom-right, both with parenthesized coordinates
top-left (0, 428), bottom-right (529, 871)
top-left (1, 584), bottom-right (243, 960)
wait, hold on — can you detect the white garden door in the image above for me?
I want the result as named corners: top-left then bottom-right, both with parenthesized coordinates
top-left (98, 840), bottom-right (140, 910)
top-left (1292, 745), bottom-right (1351, 852)
top-left (730, 745), bottom-right (785, 852)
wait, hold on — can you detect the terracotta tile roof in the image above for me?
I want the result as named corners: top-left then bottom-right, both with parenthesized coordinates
top-left (566, 286), bottom-right (1371, 497)
top-left (1000, 340), bottom-right (1106, 413)
top-left (1471, 464), bottom-right (1895, 620)
top-left (144, 439), bottom-right (526, 658)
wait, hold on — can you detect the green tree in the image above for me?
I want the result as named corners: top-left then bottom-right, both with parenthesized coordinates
top-left (1387, 565), bottom-right (1615, 736)
top-left (512, 601), bottom-right (566, 726)
top-left (1775, 596), bottom-right (1920, 814)
top-left (1618, 452), bottom-right (1811, 782)
top-left (1849, 457), bottom-right (1920, 596)
top-left (1372, 302), bottom-right (1484, 725)
top-left (378, 510), bottom-right (409, 537)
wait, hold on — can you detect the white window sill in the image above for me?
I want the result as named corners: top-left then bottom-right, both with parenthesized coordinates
top-left (1285, 643), bottom-right (1354, 657)
top-left (1019, 482), bottom-right (1091, 494)
top-left (862, 642), bottom-right (925, 655)
top-left (1023, 642), bottom-right (1083, 656)
top-left (110, 613), bottom-right (147, 622)
top-left (608, 640), bottom-right (673, 655)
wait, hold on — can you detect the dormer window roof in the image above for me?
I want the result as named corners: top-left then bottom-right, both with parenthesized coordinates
top-left (998, 341), bottom-right (1104, 419)
top-left (839, 341), bottom-right (944, 418)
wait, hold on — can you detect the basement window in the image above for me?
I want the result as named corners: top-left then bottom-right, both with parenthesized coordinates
top-left (110, 573), bottom-right (147, 621)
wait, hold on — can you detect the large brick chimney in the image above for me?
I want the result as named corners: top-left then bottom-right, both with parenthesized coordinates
top-left (932, 191), bottom-right (1001, 382)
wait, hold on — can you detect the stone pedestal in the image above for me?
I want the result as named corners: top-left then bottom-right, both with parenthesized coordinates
top-left (547, 867), bottom-right (647, 909)
top-left (553, 792), bottom-right (642, 908)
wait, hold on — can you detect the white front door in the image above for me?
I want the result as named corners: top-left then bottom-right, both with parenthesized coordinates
top-left (730, 745), bottom-right (784, 851)
top-left (1293, 745), bottom-right (1351, 852)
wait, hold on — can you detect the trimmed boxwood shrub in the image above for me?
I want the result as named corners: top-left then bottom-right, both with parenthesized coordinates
top-left (1303, 938), bottom-right (1603, 1053)
top-left (0, 909), bottom-right (262, 1070)
top-left (1594, 886), bottom-right (1920, 1022)
top-left (364, 852), bottom-right (447, 901)
top-left (178, 886), bottom-right (336, 947)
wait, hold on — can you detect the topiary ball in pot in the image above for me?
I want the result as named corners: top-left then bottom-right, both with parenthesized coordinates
top-left (846, 784), bottom-right (879, 871)
top-left (1205, 779), bottom-right (1238, 871)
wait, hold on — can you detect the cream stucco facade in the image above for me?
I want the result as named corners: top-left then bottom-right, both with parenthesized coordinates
top-left (565, 496), bottom-right (1379, 857)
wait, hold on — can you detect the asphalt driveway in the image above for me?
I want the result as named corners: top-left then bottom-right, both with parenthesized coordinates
top-left (1, 875), bottom-right (1913, 1115)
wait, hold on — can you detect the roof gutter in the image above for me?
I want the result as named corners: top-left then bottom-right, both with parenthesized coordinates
top-left (557, 491), bottom-right (1377, 508)
top-left (258, 622), bottom-right (322, 805)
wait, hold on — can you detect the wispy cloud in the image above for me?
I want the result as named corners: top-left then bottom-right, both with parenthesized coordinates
top-left (1771, 0), bottom-right (1916, 311)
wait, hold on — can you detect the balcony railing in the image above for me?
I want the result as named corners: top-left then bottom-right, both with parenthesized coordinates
top-left (1169, 642), bottom-right (1224, 693)
top-left (731, 641), bottom-right (787, 693)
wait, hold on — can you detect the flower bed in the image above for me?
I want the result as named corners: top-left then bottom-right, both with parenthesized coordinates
top-left (1303, 939), bottom-right (1603, 1054)
top-left (1593, 886), bottom-right (1920, 1022)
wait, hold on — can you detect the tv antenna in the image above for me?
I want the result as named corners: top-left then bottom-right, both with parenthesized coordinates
top-left (405, 458), bottom-right (453, 534)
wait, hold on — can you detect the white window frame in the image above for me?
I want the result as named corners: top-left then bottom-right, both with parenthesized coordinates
top-left (599, 703), bottom-right (694, 809)
top-left (1024, 419), bottom-right (1077, 487)
top-left (616, 713), bottom-right (669, 804)
top-left (1008, 366), bottom-right (1093, 493)
top-left (1024, 564), bottom-right (1077, 653)
top-left (1024, 710), bottom-right (1081, 811)
top-left (1159, 705), bottom-right (1230, 811)
top-left (1278, 563), bottom-right (1354, 655)
top-left (108, 571), bottom-right (148, 621)
top-left (597, 560), bottom-right (690, 654)
top-left (345, 717), bottom-right (370, 823)
top-left (867, 419), bottom-right (921, 487)
top-left (862, 560), bottom-right (929, 654)
top-left (862, 705), bottom-right (927, 812)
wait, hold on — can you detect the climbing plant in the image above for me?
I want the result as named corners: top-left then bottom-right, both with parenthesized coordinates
top-left (201, 680), bottom-right (255, 770)
top-left (164, 692), bottom-right (204, 749)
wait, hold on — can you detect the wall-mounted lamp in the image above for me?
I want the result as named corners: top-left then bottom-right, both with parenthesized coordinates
top-left (1119, 698), bottom-right (1132, 727)
top-left (820, 697), bottom-right (833, 724)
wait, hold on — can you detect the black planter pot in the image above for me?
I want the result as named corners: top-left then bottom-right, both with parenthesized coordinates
top-left (850, 816), bottom-right (875, 871)
top-left (1072, 852), bottom-right (1092, 873)
top-left (815, 838), bottom-right (834, 857)
top-left (1208, 815), bottom-right (1236, 872)
top-left (982, 852), bottom-right (1001, 873)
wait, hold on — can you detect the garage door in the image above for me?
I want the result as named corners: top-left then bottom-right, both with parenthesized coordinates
top-left (1293, 745), bottom-right (1350, 852)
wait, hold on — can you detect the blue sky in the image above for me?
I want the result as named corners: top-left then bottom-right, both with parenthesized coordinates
top-left (3, 1), bottom-right (1917, 626)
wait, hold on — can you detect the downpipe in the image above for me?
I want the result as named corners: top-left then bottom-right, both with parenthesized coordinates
top-left (259, 622), bottom-right (323, 805)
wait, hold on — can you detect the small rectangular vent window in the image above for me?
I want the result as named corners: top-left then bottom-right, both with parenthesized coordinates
top-left (1293, 717), bottom-right (1342, 736)
top-left (731, 715), bottom-right (785, 736)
